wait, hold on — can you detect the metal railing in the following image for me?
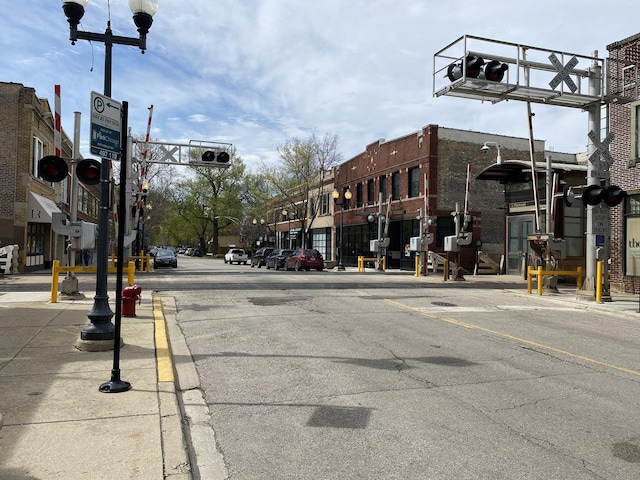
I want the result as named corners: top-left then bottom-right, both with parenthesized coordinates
top-left (357, 256), bottom-right (386, 272)
top-left (50, 260), bottom-right (136, 303)
top-left (527, 265), bottom-right (583, 296)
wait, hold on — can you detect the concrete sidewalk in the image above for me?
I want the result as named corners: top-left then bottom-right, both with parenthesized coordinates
top-left (0, 287), bottom-right (191, 480)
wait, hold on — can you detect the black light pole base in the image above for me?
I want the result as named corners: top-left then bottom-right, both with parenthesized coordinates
top-left (79, 320), bottom-right (115, 340)
top-left (99, 369), bottom-right (131, 393)
top-left (81, 296), bottom-right (115, 340)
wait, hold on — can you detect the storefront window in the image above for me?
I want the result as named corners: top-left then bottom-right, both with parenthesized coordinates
top-left (625, 194), bottom-right (640, 276)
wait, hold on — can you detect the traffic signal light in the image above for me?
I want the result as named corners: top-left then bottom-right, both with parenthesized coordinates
top-left (38, 155), bottom-right (69, 182)
top-left (481, 60), bottom-right (508, 82)
top-left (446, 55), bottom-right (508, 83)
top-left (581, 185), bottom-right (627, 207)
top-left (447, 55), bottom-right (484, 81)
top-left (76, 159), bottom-right (101, 185)
top-left (201, 150), bottom-right (230, 164)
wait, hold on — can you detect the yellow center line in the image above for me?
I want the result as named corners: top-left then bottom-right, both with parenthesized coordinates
top-left (384, 299), bottom-right (640, 377)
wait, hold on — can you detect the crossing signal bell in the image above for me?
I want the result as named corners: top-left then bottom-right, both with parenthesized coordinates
top-left (581, 185), bottom-right (626, 207)
top-left (201, 150), bottom-right (230, 165)
top-left (447, 55), bottom-right (508, 83)
top-left (38, 155), bottom-right (69, 182)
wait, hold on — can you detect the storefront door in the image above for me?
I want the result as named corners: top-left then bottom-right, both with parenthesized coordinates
top-left (506, 215), bottom-right (535, 276)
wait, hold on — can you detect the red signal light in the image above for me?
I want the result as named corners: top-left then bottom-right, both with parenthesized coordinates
top-left (38, 155), bottom-right (69, 182)
top-left (76, 159), bottom-right (101, 185)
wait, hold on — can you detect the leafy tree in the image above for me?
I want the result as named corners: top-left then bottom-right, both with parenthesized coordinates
top-left (170, 148), bottom-right (247, 254)
top-left (261, 132), bottom-right (342, 248)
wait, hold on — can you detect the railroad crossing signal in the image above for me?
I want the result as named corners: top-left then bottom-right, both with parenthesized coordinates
top-left (548, 53), bottom-right (578, 92)
top-left (76, 159), bottom-right (101, 185)
top-left (446, 55), bottom-right (508, 83)
top-left (582, 185), bottom-right (627, 207)
top-left (588, 130), bottom-right (615, 166)
top-left (38, 155), bottom-right (68, 182)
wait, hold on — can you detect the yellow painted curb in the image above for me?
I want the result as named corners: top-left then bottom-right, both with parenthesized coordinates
top-left (153, 297), bottom-right (175, 383)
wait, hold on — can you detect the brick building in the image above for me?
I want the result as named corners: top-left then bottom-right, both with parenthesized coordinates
top-left (607, 34), bottom-right (640, 294)
top-left (0, 82), bottom-right (99, 272)
top-left (334, 125), bottom-right (587, 274)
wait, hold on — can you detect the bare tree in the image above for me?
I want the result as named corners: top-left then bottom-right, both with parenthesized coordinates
top-left (261, 131), bottom-right (342, 247)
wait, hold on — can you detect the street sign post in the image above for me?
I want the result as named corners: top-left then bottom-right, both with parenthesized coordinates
top-left (90, 91), bottom-right (122, 161)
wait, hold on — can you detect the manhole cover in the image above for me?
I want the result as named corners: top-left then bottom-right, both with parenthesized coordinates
top-left (432, 301), bottom-right (456, 307)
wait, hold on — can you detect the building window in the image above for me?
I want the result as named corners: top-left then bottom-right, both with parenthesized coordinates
top-left (311, 227), bottom-right (331, 262)
top-left (320, 192), bottom-right (330, 216)
top-left (624, 194), bottom-right (640, 276)
top-left (367, 179), bottom-right (375, 205)
top-left (391, 171), bottom-right (401, 201)
top-left (32, 136), bottom-right (43, 177)
top-left (356, 183), bottom-right (363, 207)
top-left (27, 222), bottom-right (45, 256)
top-left (631, 101), bottom-right (640, 167)
top-left (379, 175), bottom-right (387, 202)
top-left (563, 203), bottom-right (585, 258)
top-left (408, 166), bottom-right (420, 198)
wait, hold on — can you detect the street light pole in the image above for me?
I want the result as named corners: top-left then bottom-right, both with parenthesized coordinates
top-left (332, 188), bottom-right (351, 271)
top-left (63, 0), bottom-right (158, 350)
top-left (282, 209), bottom-right (291, 249)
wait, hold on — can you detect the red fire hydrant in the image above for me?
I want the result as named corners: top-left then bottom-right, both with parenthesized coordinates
top-left (122, 284), bottom-right (142, 317)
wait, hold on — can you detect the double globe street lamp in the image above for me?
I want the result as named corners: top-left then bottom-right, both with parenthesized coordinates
top-left (281, 209), bottom-right (292, 249)
top-left (332, 188), bottom-right (352, 271)
top-left (61, 1), bottom-right (158, 357)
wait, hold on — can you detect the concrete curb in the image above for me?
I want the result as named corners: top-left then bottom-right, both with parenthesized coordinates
top-left (156, 295), bottom-right (228, 480)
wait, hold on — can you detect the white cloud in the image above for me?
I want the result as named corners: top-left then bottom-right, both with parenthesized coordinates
top-left (3, 0), bottom-right (639, 171)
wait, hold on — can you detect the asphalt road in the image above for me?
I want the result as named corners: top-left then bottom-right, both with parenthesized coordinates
top-left (153, 255), bottom-right (640, 480)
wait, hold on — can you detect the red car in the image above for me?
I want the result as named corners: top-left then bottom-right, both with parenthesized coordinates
top-left (285, 248), bottom-right (325, 271)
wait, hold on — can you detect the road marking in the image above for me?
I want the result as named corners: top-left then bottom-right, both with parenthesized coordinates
top-left (154, 297), bottom-right (175, 382)
top-left (415, 305), bottom-right (580, 313)
top-left (385, 299), bottom-right (640, 377)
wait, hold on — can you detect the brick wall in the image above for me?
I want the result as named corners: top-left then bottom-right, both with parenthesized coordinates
top-left (608, 34), bottom-right (640, 293)
top-left (334, 125), bottom-right (544, 259)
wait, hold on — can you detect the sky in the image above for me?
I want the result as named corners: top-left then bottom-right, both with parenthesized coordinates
top-left (4, 1), bottom-right (640, 170)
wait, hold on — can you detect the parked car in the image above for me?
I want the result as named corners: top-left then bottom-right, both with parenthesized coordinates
top-left (251, 247), bottom-right (274, 268)
top-left (224, 248), bottom-right (248, 264)
top-left (153, 248), bottom-right (178, 269)
top-left (284, 248), bottom-right (325, 271)
top-left (265, 249), bottom-right (294, 270)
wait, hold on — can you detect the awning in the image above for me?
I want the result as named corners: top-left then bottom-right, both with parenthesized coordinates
top-left (476, 160), bottom-right (587, 183)
top-left (28, 192), bottom-right (62, 223)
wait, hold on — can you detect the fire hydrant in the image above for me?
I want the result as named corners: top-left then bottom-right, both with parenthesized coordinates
top-left (122, 284), bottom-right (142, 317)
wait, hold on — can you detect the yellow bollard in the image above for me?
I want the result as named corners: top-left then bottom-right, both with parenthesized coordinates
top-left (128, 261), bottom-right (135, 286)
top-left (414, 255), bottom-right (419, 277)
top-left (51, 260), bottom-right (60, 303)
top-left (537, 266), bottom-right (543, 295)
top-left (595, 261), bottom-right (603, 303)
top-left (577, 266), bottom-right (582, 290)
